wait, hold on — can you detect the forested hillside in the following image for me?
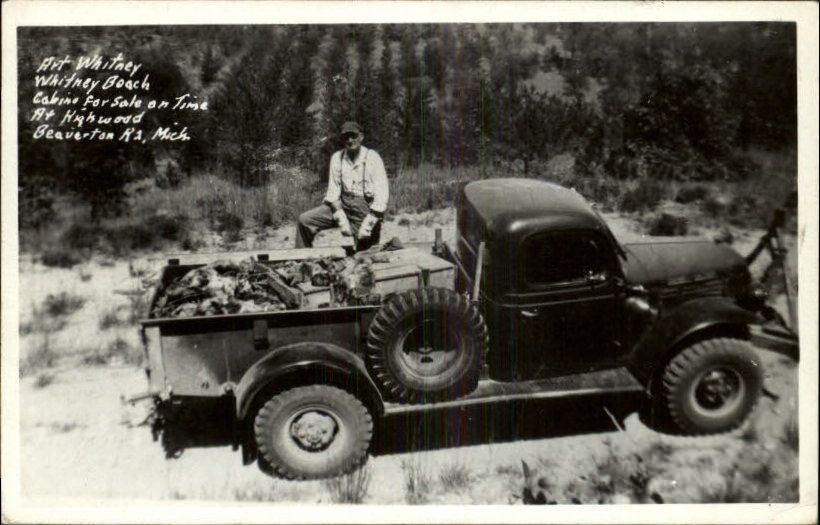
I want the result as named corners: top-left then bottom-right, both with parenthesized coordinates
top-left (18, 23), bottom-right (796, 233)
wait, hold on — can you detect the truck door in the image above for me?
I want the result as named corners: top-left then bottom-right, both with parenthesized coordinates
top-left (512, 230), bottom-right (625, 377)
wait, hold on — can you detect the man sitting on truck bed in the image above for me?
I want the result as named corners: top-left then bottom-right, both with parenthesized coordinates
top-left (296, 121), bottom-right (389, 252)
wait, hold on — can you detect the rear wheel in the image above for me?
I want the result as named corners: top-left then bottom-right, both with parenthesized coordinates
top-left (661, 338), bottom-right (762, 435)
top-left (254, 385), bottom-right (373, 479)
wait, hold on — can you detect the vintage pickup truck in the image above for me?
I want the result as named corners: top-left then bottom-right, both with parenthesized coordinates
top-left (137, 178), bottom-right (798, 480)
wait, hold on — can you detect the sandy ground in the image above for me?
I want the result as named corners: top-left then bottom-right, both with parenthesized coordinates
top-left (17, 351), bottom-right (797, 505)
top-left (13, 209), bottom-right (800, 505)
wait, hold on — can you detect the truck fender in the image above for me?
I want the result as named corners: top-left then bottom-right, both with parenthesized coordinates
top-left (234, 342), bottom-right (384, 421)
top-left (628, 296), bottom-right (758, 383)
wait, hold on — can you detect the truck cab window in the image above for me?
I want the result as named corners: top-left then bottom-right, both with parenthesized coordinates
top-left (525, 232), bottom-right (607, 285)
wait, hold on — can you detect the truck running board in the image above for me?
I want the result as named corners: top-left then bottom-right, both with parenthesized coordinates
top-left (383, 368), bottom-right (643, 415)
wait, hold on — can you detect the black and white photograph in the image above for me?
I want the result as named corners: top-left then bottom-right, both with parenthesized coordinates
top-left (2, 1), bottom-right (817, 523)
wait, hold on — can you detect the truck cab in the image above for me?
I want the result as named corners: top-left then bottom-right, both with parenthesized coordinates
top-left (449, 178), bottom-right (796, 393)
top-left (454, 178), bottom-right (629, 380)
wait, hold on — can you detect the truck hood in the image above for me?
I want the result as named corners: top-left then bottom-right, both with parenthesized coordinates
top-left (620, 237), bottom-right (746, 285)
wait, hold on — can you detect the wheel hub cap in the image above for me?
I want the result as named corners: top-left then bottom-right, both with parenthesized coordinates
top-left (290, 411), bottom-right (337, 451)
top-left (400, 322), bottom-right (461, 377)
top-left (695, 368), bottom-right (741, 410)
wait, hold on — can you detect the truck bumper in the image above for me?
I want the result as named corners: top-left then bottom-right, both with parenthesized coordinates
top-left (750, 324), bottom-right (799, 361)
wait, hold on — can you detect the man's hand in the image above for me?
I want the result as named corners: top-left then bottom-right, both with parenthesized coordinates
top-left (333, 209), bottom-right (353, 237)
top-left (358, 213), bottom-right (379, 239)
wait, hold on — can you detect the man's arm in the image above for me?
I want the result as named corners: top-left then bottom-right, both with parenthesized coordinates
top-left (358, 151), bottom-right (389, 240)
top-left (368, 151), bottom-right (389, 216)
top-left (324, 151), bottom-right (342, 210)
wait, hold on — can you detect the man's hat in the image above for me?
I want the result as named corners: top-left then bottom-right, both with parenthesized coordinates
top-left (341, 121), bottom-right (362, 135)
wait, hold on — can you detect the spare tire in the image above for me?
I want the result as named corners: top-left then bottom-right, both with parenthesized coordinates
top-left (366, 287), bottom-right (487, 403)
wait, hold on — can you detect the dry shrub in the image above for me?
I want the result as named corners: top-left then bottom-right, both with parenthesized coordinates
top-left (389, 164), bottom-right (481, 214)
top-left (131, 171), bottom-right (320, 234)
top-left (574, 177), bottom-right (625, 212)
top-left (212, 210), bottom-right (244, 243)
top-left (58, 213), bottom-right (191, 258)
top-left (20, 332), bottom-right (57, 376)
top-left (118, 289), bottom-right (150, 324)
top-left (700, 417), bottom-right (799, 503)
top-left (560, 440), bottom-right (665, 504)
top-left (322, 464), bottom-right (372, 503)
top-left (438, 460), bottom-right (472, 491)
top-left (62, 222), bottom-right (102, 252)
top-left (41, 247), bottom-right (84, 268)
top-left (645, 213), bottom-right (688, 236)
top-left (231, 483), bottom-right (280, 502)
top-left (35, 372), bottom-right (55, 389)
top-left (619, 178), bottom-right (669, 213)
top-left (401, 457), bottom-right (432, 504)
top-left (49, 422), bottom-right (81, 433)
top-left (702, 193), bottom-right (733, 219)
top-left (82, 337), bottom-right (143, 367)
top-left (102, 213), bottom-right (191, 256)
top-left (99, 307), bottom-right (127, 330)
top-left (701, 460), bottom-right (775, 503)
top-left (43, 292), bottom-right (86, 317)
top-left (675, 184), bottom-right (710, 204)
top-left (781, 418), bottom-right (799, 452)
top-left (521, 460), bottom-right (557, 505)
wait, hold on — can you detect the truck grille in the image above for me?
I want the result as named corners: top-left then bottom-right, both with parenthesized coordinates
top-left (657, 277), bottom-right (726, 304)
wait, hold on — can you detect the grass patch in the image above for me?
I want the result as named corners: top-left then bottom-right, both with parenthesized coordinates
top-left (212, 210), bottom-right (244, 243)
top-left (619, 178), bottom-right (668, 214)
top-left (675, 184), bottom-right (710, 204)
top-left (559, 440), bottom-right (666, 504)
top-left (401, 457), bottom-right (432, 504)
top-left (82, 337), bottom-right (143, 366)
top-left (701, 460), bottom-right (772, 503)
top-left (781, 418), bottom-right (799, 452)
top-left (573, 176), bottom-right (626, 212)
top-left (34, 372), bottom-right (55, 389)
top-left (62, 222), bottom-right (102, 252)
top-left (43, 292), bottom-right (85, 317)
top-left (438, 460), bottom-right (472, 491)
top-left (389, 164), bottom-right (481, 214)
top-left (119, 289), bottom-right (150, 324)
top-left (20, 332), bottom-right (57, 376)
top-left (645, 213), bottom-right (689, 236)
top-left (99, 307), bottom-right (127, 330)
top-left (20, 316), bottom-right (66, 336)
top-left (41, 246), bottom-right (84, 268)
top-left (57, 212), bottom-right (192, 258)
top-left (130, 171), bottom-right (321, 235)
top-left (322, 464), bottom-right (372, 503)
top-left (49, 422), bottom-right (81, 433)
top-left (231, 483), bottom-right (280, 502)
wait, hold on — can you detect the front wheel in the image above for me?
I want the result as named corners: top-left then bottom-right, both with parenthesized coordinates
top-left (661, 337), bottom-right (762, 435)
top-left (254, 385), bottom-right (373, 479)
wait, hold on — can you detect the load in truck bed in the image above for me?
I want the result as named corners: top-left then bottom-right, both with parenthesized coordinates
top-left (149, 246), bottom-right (455, 319)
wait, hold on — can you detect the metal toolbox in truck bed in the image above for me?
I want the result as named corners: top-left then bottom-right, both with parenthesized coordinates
top-left (368, 247), bottom-right (455, 295)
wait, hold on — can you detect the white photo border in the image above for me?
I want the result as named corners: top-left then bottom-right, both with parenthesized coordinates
top-left (2, 2), bottom-right (817, 523)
